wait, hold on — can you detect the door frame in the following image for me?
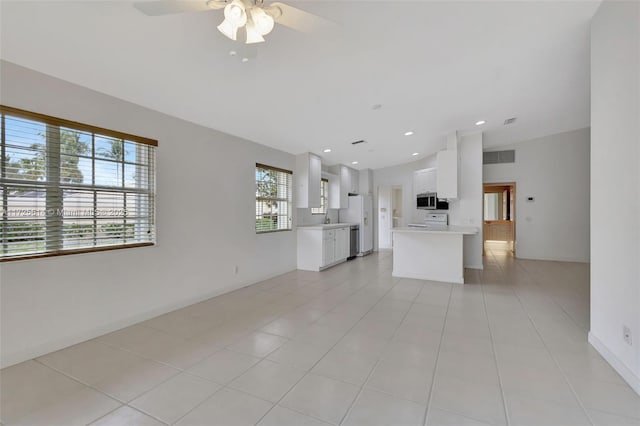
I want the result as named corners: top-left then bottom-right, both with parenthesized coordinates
top-left (483, 182), bottom-right (516, 256)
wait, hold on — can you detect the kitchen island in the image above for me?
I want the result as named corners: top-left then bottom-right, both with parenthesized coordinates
top-left (392, 226), bottom-right (478, 284)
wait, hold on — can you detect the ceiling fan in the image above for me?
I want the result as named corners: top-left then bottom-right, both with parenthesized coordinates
top-left (133, 0), bottom-right (333, 44)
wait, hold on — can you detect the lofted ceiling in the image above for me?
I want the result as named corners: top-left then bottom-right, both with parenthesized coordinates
top-left (0, 1), bottom-right (599, 169)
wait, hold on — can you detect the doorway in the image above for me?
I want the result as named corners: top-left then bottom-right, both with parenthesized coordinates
top-left (483, 183), bottom-right (516, 257)
top-left (378, 185), bottom-right (403, 250)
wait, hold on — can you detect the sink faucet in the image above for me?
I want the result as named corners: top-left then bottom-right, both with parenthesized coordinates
top-left (324, 211), bottom-right (331, 224)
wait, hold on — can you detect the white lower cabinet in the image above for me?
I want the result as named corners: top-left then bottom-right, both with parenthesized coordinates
top-left (335, 227), bottom-right (349, 261)
top-left (322, 229), bottom-right (336, 265)
top-left (297, 226), bottom-right (350, 271)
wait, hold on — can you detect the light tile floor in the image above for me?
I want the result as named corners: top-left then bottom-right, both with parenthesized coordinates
top-left (2, 243), bottom-right (640, 425)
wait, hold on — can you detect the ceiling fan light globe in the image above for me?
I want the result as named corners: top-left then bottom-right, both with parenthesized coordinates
top-left (217, 19), bottom-right (238, 41)
top-left (228, 5), bottom-right (242, 19)
top-left (224, 0), bottom-right (246, 26)
top-left (250, 7), bottom-right (275, 35)
top-left (245, 18), bottom-right (265, 43)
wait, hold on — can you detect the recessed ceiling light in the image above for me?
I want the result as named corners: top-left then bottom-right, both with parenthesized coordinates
top-left (404, 131), bottom-right (414, 136)
top-left (475, 120), bottom-right (486, 126)
top-left (241, 57), bottom-right (249, 63)
top-left (229, 50), bottom-right (237, 56)
top-left (412, 152), bottom-right (419, 156)
top-left (323, 148), bottom-right (331, 153)
top-left (352, 161), bottom-right (359, 165)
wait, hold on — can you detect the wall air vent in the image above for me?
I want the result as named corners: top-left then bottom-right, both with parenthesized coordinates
top-left (504, 117), bottom-right (517, 125)
top-left (483, 150), bottom-right (515, 164)
top-left (351, 140), bottom-right (367, 145)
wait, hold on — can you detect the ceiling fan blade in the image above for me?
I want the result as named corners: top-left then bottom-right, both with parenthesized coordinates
top-left (133, 1), bottom-right (222, 16)
top-left (268, 2), bottom-right (335, 33)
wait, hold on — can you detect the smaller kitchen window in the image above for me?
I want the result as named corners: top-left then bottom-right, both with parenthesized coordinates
top-left (255, 163), bottom-right (292, 233)
top-left (311, 178), bottom-right (329, 215)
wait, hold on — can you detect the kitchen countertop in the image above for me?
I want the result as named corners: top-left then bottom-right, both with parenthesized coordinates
top-left (297, 223), bottom-right (358, 230)
top-left (393, 225), bottom-right (478, 235)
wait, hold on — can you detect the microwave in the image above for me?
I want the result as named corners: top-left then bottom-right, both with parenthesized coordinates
top-left (417, 192), bottom-right (449, 210)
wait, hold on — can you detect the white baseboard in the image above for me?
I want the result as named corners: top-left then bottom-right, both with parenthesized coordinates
top-left (516, 253), bottom-right (590, 263)
top-left (464, 263), bottom-right (484, 270)
top-left (588, 332), bottom-right (640, 396)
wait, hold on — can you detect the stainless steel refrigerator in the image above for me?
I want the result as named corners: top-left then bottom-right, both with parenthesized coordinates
top-left (340, 194), bottom-right (373, 256)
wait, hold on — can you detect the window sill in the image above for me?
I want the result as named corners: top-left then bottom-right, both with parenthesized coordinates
top-left (256, 229), bottom-right (292, 234)
top-left (0, 242), bottom-right (155, 263)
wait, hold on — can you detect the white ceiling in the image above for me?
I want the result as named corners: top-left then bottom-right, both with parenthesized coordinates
top-left (0, 0), bottom-right (599, 170)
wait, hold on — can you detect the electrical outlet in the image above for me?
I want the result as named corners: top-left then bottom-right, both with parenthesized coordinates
top-left (623, 326), bottom-right (632, 346)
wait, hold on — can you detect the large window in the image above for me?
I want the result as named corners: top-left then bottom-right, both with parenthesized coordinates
top-left (311, 178), bottom-right (329, 215)
top-left (0, 106), bottom-right (156, 261)
top-left (255, 163), bottom-right (292, 233)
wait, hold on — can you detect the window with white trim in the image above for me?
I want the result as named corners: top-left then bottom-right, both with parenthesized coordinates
top-left (255, 163), bottom-right (292, 233)
top-left (0, 106), bottom-right (156, 261)
top-left (311, 178), bottom-right (329, 215)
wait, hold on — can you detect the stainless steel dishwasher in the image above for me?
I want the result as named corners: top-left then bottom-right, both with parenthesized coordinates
top-left (349, 225), bottom-right (359, 260)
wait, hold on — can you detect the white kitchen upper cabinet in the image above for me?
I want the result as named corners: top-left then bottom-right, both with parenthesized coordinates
top-left (328, 164), bottom-right (358, 208)
top-left (413, 168), bottom-right (437, 196)
top-left (437, 150), bottom-right (458, 199)
top-left (359, 168), bottom-right (373, 195)
top-left (349, 168), bottom-right (360, 194)
top-left (340, 166), bottom-right (351, 204)
top-left (296, 153), bottom-right (322, 208)
top-left (329, 175), bottom-right (341, 209)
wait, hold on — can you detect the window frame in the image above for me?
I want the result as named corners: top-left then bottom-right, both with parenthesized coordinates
top-left (311, 178), bottom-right (329, 215)
top-left (0, 105), bottom-right (157, 262)
top-left (255, 163), bottom-right (293, 234)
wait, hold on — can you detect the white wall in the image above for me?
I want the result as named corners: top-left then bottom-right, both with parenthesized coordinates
top-left (0, 61), bottom-right (298, 368)
top-left (448, 133), bottom-right (484, 269)
top-left (484, 128), bottom-right (591, 263)
top-left (372, 156), bottom-right (437, 253)
top-left (589, 0), bottom-right (640, 394)
top-left (372, 132), bottom-right (483, 269)
top-left (296, 208), bottom-right (338, 226)
top-left (392, 187), bottom-right (403, 220)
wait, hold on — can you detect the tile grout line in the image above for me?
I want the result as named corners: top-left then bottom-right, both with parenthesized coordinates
top-left (421, 281), bottom-right (455, 426)
top-left (37, 271), bottom-right (358, 426)
top-left (506, 271), bottom-right (597, 426)
top-left (338, 280), bottom-right (423, 425)
top-left (91, 272), bottom-right (359, 385)
top-left (479, 268), bottom-right (512, 426)
top-left (169, 261), bottom-right (396, 426)
top-left (86, 403), bottom-right (170, 426)
top-left (0, 255), bottom-right (380, 426)
top-left (30, 357), bottom-right (174, 426)
top-left (487, 247), bottom-right (600, 425)
top-left (252, 267), bottom-right (402, 426)
top-left (514, 260), bottom-right (588, 334)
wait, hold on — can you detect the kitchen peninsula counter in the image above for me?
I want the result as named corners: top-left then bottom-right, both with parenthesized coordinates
top-left (392, 226), bottom-right (478, 284)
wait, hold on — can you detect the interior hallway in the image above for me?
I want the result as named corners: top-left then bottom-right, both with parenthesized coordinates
top-left (1, 252), bottom-right (639, 426)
